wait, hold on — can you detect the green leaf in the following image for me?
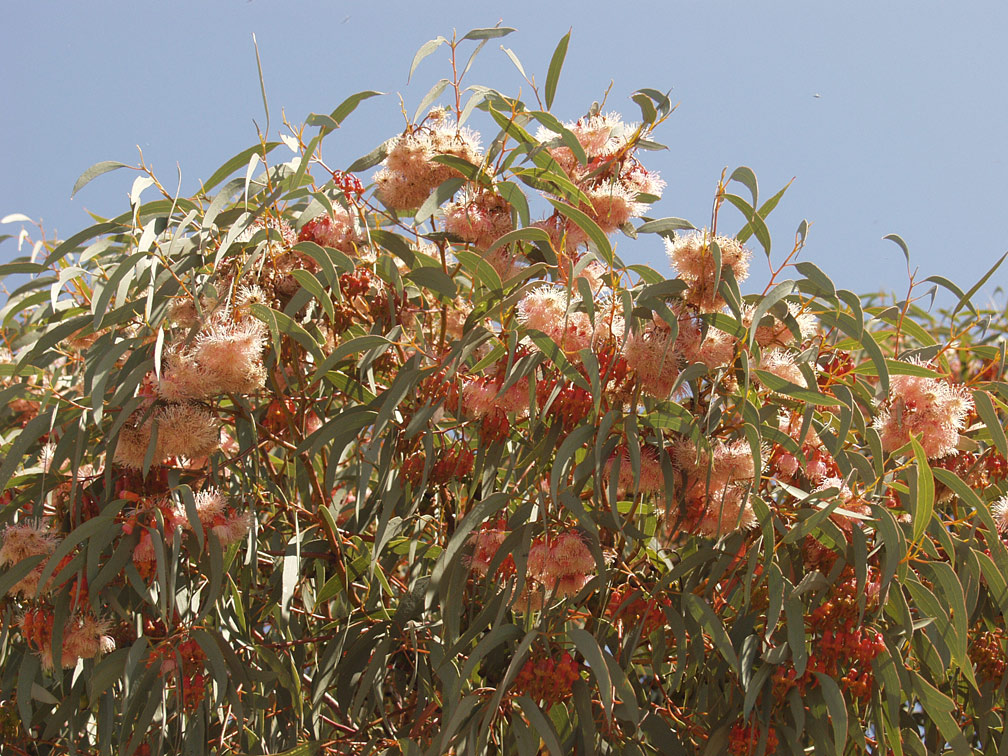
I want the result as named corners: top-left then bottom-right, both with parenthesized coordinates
top-left (486, 226), bottom-right (552, 254)
top-left (568, 627), bottom-right (614, 721)
top-left (346, 140), bottom-right (389, 173)
top-left (883, 233), bottom-right (911, 265)
top-left (973, 389), bottom-right (1008, 457)
top-left (729, 166), bottom-right (759, 206)
top-left (682, 593), bottom-right (738, 671)
top-left (724, 193), bottom-right (770, 255)
top-left (71, 160), bottom-right (131, 198)
top-left (736, 178), bottom-right (792, 247)
top-left (413, 78), bottom-right (451, 124)
top-left (249, 303), bottom-right (324, 363)
top-left (202, 142), bottom-right (282, 193)
top-left (291, 269), bottom-right (335, 322)
top-left (812, 672), bottom-right (848, 752)
top-left (415, 176), bottom-right (465, 223)
top-left (753, 369), bottom-right (843, 406)
top-left (514, 697), bottom-right (564, 756)
top-left (908, 670), bottom-right (971, 755)
top-left (406, 266), bottom-right (458, 300)
top-left (636, 216), bottom-right (696, 236)
top-left (429, 154), bottom-right (493, 186)
top-left (909, 437), bottom-right (934, 544)
top-left (495, 180), bottom-right (530, 228)
top-left (408, 37), bottom-right (446, 81)
top-left (746, 281), bottom-right (796, 349)
top-left (784, 596), bottom-right (807, 676)
top-left (794, 260), bottom-right (836, 298)
top-left (453, 249), bottom-right (503, 291)
top-left (461, 26), bottom-right (516, 41)
top-left (547, 198), bottom-right (613, 264)
top-left (544, 30), bottom-right (571, 110)
top-left (307, 90), bottom-right (384, 137)
top-left (530, 110), bottom-right (587, 166)
top-left (952, 250), bottom-right (1006, 318)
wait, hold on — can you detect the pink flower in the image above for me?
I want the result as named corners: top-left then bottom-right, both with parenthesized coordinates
top-left (527, 531), bottom-right (595, 599)
top-left (605, 445), bottom-right (665, 496)
top-left (666, 231), bottom-right (751, 312)
top-left (468, 520), bottom-right (511, 577)
top-left (872, 364), bottom-right (973, 459)
top-left (375, 118), bottom-right (482, 210)
top-left (443, 191), bottom-right (513, 250)
top-left (671, 439), bottom-right (761, 537)
top-left (757, 349), bottom-right (808, 389)
top-left (624, 314), bottom-right (682, 398)
top-left (991, 495), bottom-right (1008, 533)
top-left (744, 302), bottom-right (817, 348)
top-left (582, 181), bottom-right (643, 234)
top-left (159, 313), bottom-right (267, 400)
top-left (115, 402), bottom-right (221, 469)
top-left (211, 511), bottom-right (251, 547)
top-left (516, 287), bottom-right (593, 353)
top-left (0, 521), bottom-right (59, 598)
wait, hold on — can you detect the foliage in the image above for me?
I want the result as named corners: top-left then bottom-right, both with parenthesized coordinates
top-left (1, 25), bottom-right (1008, 756)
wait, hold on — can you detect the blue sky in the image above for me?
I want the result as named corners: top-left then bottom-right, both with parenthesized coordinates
top-left (2, 1), bottom-right (1007, 305)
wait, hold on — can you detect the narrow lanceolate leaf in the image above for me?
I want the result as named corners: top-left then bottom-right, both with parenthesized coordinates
top-left (683, 593), bottom-right (739, 671)
top-left (547, 198), bottom-right (613, 264)
top-left (909, 437), bottom-right (935, 544)
top-left (908, 670), bottom-right (972, 755)
top-left (71, 160), bottom-right (132, 198)
top-left (408, 37), bottom-right (446, 81)
top-left (460, 25), bottom-right (516, 41)
top-left (544, 30), bottom-right (570, 109)
top-left (636, 216), bottom-right (696, 236)
top-left (568, 627), bottom-right (614, 721)
top-left (753, 369), bottom-right (843, 406)
top-left (307, 90), bottom-right (384, 136)
top-left (973, 389), bottom-right (1008, 457)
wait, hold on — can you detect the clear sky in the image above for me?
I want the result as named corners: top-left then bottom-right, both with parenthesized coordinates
top-left (3, 0), bottom-right (1007, 306)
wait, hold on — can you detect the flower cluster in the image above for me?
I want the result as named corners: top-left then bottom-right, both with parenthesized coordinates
top-left (375, 112), bottom-right (482, 211)
top-left (513, 650), bottom-right (581, 707)
top-left (873, 365), bottom-right (973, 459)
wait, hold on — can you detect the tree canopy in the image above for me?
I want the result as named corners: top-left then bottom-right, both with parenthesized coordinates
top-left (1, 25), bottom-right (1007, 756)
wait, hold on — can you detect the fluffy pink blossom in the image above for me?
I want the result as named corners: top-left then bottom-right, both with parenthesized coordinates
top-left (0, 522), bottom-right (59, 598)
top-left (527, 531), bottom-right (595, 598)
top-left (115, 402), bottom-right (221, 469)
top-left (159, 314), bottom-right (267, 400)
top-left (872, 365), bottom-right (973, 459)
top-left (516, 287), bottom-right (592, 353)
top-left (757, 349), bottom-right (808, 389)
top-left (619, 162), bottom-right (666, 198)
top-left (774, 414), bottom-right (835, 483)
top-left (624, 315), bottom-right (682, 398)
top-left (375, 119), bottom-right (483, 210)
top-left (535, 112), bottom-right (632, 175)
top-left (605, 445), bottom-right (665, 496)
top-left (991, 495), bottom-right (1008, 533)
top-left (298, 205), bottom-right (361, 255)
top-left (744, 302), bottom-right (817, 348)
top-left (671, 439), bottom-right (761, 537)
top-left (41, 613), bottom-right (115, 670)
top-left (675, 313), bottom-right (738, 371)
top-left (666, 231), bottom-right (751, 312)
top-left (443, 191), bottom-right (513, 250)
top-left (461, 376), bottom-right (530, 419)
top-left (211, 511), bottom-right (251, 547)
top-left (468, 520), bottom-right (510, 577)
top-left (582, 181), bottom-right (644, 234)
